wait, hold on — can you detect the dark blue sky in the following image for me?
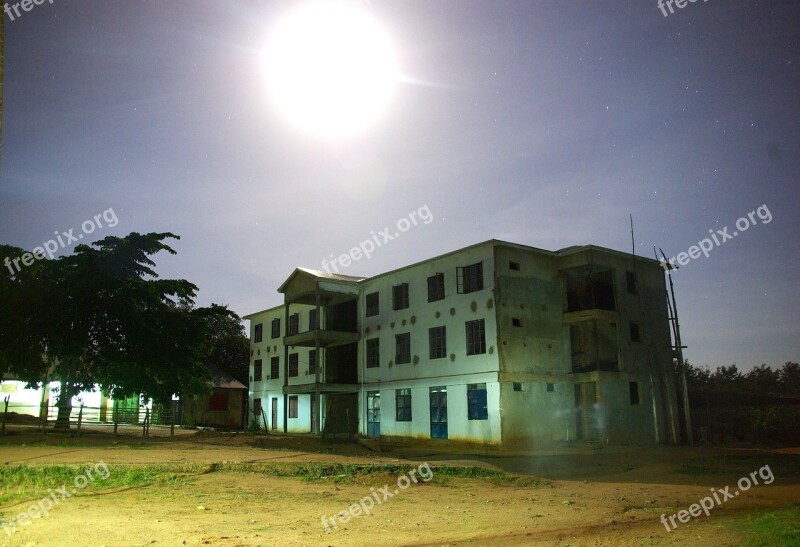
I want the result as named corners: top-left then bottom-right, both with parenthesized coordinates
top-left (1, 0), bottom-right (798, 370)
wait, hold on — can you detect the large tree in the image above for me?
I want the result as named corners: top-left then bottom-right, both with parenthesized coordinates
top-left (0, 232), bottom-right (228, 429)
top-left (203, 305), bottom-right (249, 386)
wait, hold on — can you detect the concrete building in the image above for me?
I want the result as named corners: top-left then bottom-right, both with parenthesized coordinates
top-left (244, 240), bottom-right (680, 447)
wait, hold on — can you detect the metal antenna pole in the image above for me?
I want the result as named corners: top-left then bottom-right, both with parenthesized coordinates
top-left (659, 248), bottom-right (693, 445)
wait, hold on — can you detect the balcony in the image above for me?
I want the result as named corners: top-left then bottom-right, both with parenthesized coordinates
top-left (283, 382), bottom-right (359, 395)
top-left (283, 328), bottom-right (359, 348)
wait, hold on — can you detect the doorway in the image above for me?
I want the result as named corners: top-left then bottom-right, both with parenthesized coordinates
top-left (430, 387), bottom-right (448, 439)
top-left (574, 382), bottom-right (600, 441)
top-left (367, 391), bottom-right (380, 437)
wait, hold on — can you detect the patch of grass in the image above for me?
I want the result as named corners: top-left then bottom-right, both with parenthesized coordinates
top-left (676, 454), bottom-right (800, 477)
top-left (732, 504), bottom-right (800, 546)
top-left (0, 461), bottom-right (546, 512)
top-left (0, 464), bottom-right (197, 506)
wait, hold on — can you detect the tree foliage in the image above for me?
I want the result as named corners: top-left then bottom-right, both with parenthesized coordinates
top-left (202, 306), bottom-right (249, 386)
top-left (0, 233), bottom-right (237, 428)
top-left (681, 360), bottom-right (800, 444)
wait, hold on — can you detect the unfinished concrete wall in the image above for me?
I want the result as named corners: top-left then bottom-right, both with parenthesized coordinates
top-left (493, 246), bottom-right (563, 376)
top-left (494, 244), bottom-right (679, 446)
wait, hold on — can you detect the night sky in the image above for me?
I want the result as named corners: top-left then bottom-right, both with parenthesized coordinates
top-left (1, 0), bottom-right (798, 370)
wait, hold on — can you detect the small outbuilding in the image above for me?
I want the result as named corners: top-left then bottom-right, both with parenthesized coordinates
top-left (182, 365), bottom-right (248, 429)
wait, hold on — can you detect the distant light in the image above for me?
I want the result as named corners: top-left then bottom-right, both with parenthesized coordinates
top-left (263, 1), bottom-right (398, 139)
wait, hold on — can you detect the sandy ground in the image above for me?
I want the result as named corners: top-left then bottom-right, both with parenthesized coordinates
top-left (1, 425), bottom-right (799, 546)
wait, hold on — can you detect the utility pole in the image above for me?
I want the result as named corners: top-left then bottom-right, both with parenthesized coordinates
top-left (659, 248), bottom-right (693, 445)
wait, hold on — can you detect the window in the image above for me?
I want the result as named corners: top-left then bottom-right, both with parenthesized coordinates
top-left (513, 382), bottom-right (525, 392)
top-left (308, 349), bottom-right (317, 375)
top-left (270, 356), bottom-right (279, 379)
top-left (288, 396), bottom-right (298, 418)
top-left (467, 383), bottom-right (488, 420)
top-left (366, 292), bottom-right (379, 316)
top-left (395, 333), bottom-right (411, 364)
top-left (254, 359), bottom-right (263, 382)
top-left (457, 262), bottom-right (483, 294)
top-left (427, 273), bottom-right (445, 302)
top-left (393, 283), bottom-right (409, 310)
top-left (546, 382), bottom-right (555, 392)
top-left (309, 309), bottom-right (318, 330)
top-left (254, 323), bottom-right (263, 343)
top-left (253, 398), bottom-right (262, 417)
top-left (288, 313), bottom-right (300, 336)
top-left (429, 326), bottom-right (447, 359)
top-left (366, 338), bottom-right (380, 368)
top-left (208, 391), bottom-right (228, 411)
top-left (289, 353), bottom-right (299, 377)
top-left (626, 271), bottom-right (637, 294)
top-left (396, 388), bottom-right (411, 421)
top-left (465, 319), bottom-right (486, 355)
top-left (509, 261), bottom-right (520, 271)
top-left (630, 322), bottom-right (642, 343)
top-left (629, 382), bottom-right (640, 405)
top-left (564, 269), bottom-right (616, 312)
top-left (512, 318), bottom-right (522, 327)
top-left (271, 318), bottom-right (281, 339)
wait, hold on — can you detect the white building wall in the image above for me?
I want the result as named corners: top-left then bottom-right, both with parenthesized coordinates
top-left (357, 243), bottom-right (502, 443)
top-left (247, 304), bottom-right (320, 433)
top-left (247, 306), bottom-right (286, 430)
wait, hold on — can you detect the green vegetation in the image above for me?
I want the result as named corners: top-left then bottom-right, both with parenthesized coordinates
top-left (676, 454), bottom-right (800, 477)
top-left (734, 504), bottom-right (800, 546)
top-left (0, 464), bottom-right (194, 506)
top-left (0, 233), bottom-right (244, 430)
top-left (684, 361), bottom-right (800, 445)
top-left (0, 461), bottom-right (545, 512)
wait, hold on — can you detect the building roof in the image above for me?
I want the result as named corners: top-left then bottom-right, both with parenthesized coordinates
top-left (295, 267), bottom-right (366, 283)
top-left (276, 267), bottom-right (365, 295)
top-left (207, 364), bottom-right (247, 390)
top-left (242, 303), bottom-right (284, 320)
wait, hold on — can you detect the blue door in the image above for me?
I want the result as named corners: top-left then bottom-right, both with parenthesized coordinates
top-left (367, 391), bottom-right (380, 437)
top-left (430, 387), bottom-right (448, 439)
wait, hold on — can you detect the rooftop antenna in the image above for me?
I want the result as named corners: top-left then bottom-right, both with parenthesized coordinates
top-left (657, 246), bottom-right (693, 445)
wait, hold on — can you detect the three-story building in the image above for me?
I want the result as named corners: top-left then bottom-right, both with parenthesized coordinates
top-left (243, 240), bottom-right (680, 447)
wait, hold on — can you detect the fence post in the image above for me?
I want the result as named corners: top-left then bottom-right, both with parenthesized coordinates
top-left (261, 407), bottom-right (269, 435)
top-left (76, 403), bottom-right (84, 434)
top-left (1, 395), bottom-right (9, 436)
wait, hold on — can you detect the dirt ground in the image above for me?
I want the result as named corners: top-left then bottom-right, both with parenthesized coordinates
top-left (1, 425), bottom-right (798, 546)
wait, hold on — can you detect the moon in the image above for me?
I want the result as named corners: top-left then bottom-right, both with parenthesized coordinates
top-left (263, 1), bottom-right (398, 139)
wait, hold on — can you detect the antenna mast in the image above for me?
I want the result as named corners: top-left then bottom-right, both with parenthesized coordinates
top-left (658, 247), bottom-right (693, 445)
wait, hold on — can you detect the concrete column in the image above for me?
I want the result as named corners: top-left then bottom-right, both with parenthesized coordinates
top-left (284, 298), bottom-right (289, 434)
